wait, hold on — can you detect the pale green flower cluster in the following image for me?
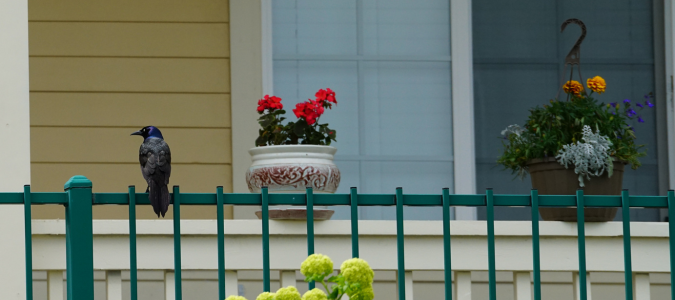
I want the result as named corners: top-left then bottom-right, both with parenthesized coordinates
top-left (247, 256), bottom-right (374, 300)
top-left (255, 292), bottom-right (275, 300)
top-left (301, 288), bottom-right (327, 300)
top-left (275, 286), bottom-right (301, 300)
top-left (340, 258), bottom-right (374, 286)
top-left (348, 287), bottom-right (374, 300)
top-left (340, 258), bottom-right (375, 300)
top-left (225, 296), bottom-right (247, 300)
top-left (301, 254), bottom-right (334, 281)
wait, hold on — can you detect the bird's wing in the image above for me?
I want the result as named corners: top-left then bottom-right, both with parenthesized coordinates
top-left (155, 140), bottom-right (171, 185)
top-left (139, 144), bottom-right (155, 182)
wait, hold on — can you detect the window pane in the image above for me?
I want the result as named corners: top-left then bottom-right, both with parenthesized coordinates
top-left (360, 161), bottom-right (453, 220)
top-left (272, 0), bottom-right (357, 55)
top-left (273, 60), bottom-right (360, 155)
top-left (363, 61), bottom-right (452, 156)
top-left (363, 0), bottom-right (450, 56)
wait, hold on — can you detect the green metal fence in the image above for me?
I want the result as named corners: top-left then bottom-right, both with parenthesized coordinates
top-left (0, 175), bottom-right (674, 300)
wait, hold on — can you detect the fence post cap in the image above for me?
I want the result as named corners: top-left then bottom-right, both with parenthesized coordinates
top-left (64, 175), bottom-right (92, 190)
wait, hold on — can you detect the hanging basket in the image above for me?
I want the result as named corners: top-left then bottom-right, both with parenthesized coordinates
top-left (527, 158), bottom-right (624, 222)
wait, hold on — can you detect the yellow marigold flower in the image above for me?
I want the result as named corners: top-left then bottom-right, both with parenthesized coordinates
top-left (340, 258), bottom-right (375, 287)
top-left (256, 292), bottom-right (275, 300)
top-left (563, 80), bottom-right (584, 96)
top-left (301, 288), bottom-right (327, 300)
top-left (301, 254), bottom-right (334, 281)
top-left (225, 296), bottom-right (248, 300)
top-left (586, 76), bottom-right (606, 94)
top-left (349, 286), bottom-right (375, 300)
top-left (275, 286), bottom-right (301, 300)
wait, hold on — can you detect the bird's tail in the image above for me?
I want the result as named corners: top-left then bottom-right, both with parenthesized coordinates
top-left (150, 181), bottom-right (170, 218)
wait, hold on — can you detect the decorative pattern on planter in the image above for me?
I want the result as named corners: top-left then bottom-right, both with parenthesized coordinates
top-left (247, 165), bottom-right (340, 193)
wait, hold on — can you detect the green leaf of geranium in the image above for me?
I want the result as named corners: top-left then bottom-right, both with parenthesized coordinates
top-left (294, 120), bottom-right (308, 136)
top-left (255, 135), bottom-right (267, 146)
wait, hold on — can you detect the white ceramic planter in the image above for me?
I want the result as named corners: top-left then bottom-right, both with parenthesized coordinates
top-left (246, 145), bottom-right (341, 193)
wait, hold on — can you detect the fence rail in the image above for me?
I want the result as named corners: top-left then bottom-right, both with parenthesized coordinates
top-left (0, 175), bottom-right (673, 300)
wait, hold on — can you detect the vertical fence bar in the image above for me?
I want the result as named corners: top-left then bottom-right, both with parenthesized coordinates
top-left (64, 175), bottom-right (94, 300)
top-left (621, 189), bottom-right (633, 300)
top-left (23, 185), bottom-right (33, 300)
top-left (668, 190), bottom-right (675, 300)
top-left (306, 187), bottom-right (315, 290)
top-left (128, 186), bottom-right (138, 300)
top-left (395, 187), bottom-right (406, 300)
top-left (172, 186), bottom-right (182, 300)
top-left (216, 186), bottom-right (226, 299)
top-left (262, 187), bottom-right (271, 292)
top-left (576, 189), bottom-right (588, 300)
top-left (530, 189), bottom-right (541, 300)
top-left (350, 187), bottom-right (359, 258)
top-left (486, 188), bottom-right (497, 300)
top-left (442, 188), bottom-right (452, 300)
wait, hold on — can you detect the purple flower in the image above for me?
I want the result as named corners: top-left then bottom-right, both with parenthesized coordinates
top-left (609, 102), bottom-right (617, 108)
top-left (626, 108), bottom-right (637, 117)
top-left (645, 100), bottom-right (654, 107)
top-left (611, 111), bottom-right (616, 115)
top-left (623, 99), bottom-right (631, 104)
top-left (636, 103), bottom-right (643, 108)
top-left (638, 116), bottom-right (645, 123)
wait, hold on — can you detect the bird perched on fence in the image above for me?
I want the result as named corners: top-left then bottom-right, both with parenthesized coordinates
top-left (131, 126), bottom-right (172, 217)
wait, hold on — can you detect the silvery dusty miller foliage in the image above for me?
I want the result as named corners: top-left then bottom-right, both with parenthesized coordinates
top-left (555, 125), bottom-right (614, 187)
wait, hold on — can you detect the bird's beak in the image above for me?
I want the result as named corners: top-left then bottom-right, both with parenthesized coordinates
top-left (131, 130), bottom-right (143, 136)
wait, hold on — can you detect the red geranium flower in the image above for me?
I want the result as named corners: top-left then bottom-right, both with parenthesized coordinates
top-left (315, 88), bottom-right (337, 105)
top-left (257, 95), bottom-right (283, 112)
top-left (293, 99), bottom-right (325, 125)
top-left (325, 88), bottom-right (336, 104)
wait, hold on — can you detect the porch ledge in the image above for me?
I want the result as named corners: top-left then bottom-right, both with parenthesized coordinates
top-left (32, 219), bottom-right (669, 237)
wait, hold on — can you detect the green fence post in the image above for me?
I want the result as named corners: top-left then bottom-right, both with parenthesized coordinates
top-left (262, 187), bottom-right (271, 292)
top-left (667, 190), bottom-right (675, 300)
top-left (350, 187), bottom-right (359, 258)
top-left (173, 185), bottom-right (182, 300)
top-left (217, 186), bottom-right (226, 299)
top-left (442, 188), bottom-right (451, 300)
top-left (306, 187), bottom-right (315, 290)
top-left (531, 189), bottom-right (541, 300)
top-left (576, 189), bottom-right (588, 300)
top-left (23, 185), bottom-right (33, 300)
top-left (395, 187), bottom-right (406, 300)
top-left (128, 186), bottom-right (138, 300)
top-left (64, 175), bottom-right (94, 300)
top-left (621, 189), bottom-right (633, 300)
top-left (486, 188), bottom-right (496, 300)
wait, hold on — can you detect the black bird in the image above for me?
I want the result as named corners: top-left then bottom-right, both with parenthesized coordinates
top-left (131, 126), bottom-right (172, 217)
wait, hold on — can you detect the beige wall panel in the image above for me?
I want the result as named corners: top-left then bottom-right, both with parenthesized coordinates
top-left (31, 127), bottom-right (232, 164)
top-left (30, 57), bottom-right (230, 93)
top-left (30, 92), bottom-right (230, 128)
top-left (30, 23), bottom-right (230, 58)
top-left (29, 0), bottom-right (229, 22)
top-left (30, 163), bottom-right (234, 219)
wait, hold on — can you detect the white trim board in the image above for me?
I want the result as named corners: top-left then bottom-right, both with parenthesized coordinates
top-left (451, 0), bottom-right (478, 220)
top-left (0, 0), bottom-right (30, 298)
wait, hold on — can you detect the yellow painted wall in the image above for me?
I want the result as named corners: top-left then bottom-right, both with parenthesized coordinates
top-left (28, 0), bottom-right (233, 219)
